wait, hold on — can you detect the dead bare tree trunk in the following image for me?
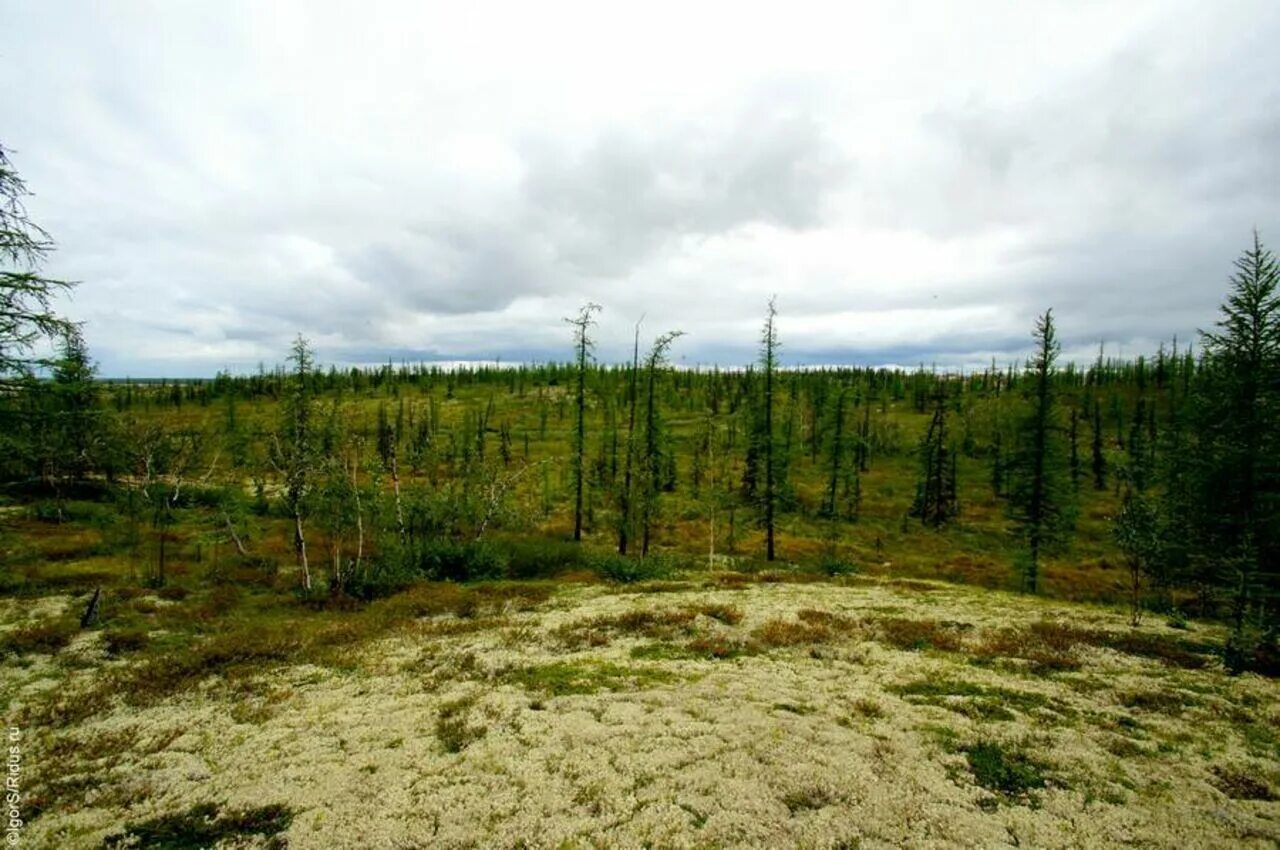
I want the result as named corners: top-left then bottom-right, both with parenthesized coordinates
top-left (223, 512), bottom-right (249, 557)
top-left (80, 587), bottom-right (102, 628)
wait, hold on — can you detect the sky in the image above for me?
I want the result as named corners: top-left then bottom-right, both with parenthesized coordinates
top-left (3, 1), bottom-right (1278, 377)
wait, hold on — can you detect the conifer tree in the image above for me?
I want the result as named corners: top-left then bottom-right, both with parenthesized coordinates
top-left (1007, 309), bottom-right (1075, 593)
top-left (618, 319), bottom-right (642, 555)
top-left (274, 335), bottom-right (317, 592)
top-left (1091, 398), bottom-right (1106, 490)
top-left (756, 298), bottom-right (781, 561)
top-left (639, 330), bottom-right (683, 556)
top-left (565, 303), bottom-right (601, 542)
top-left (910, 386), bottom-right (958, 527)
top-left (820, 385), bottom-right (850, 519)
top-left (0, 144), bottom-right (74, 388)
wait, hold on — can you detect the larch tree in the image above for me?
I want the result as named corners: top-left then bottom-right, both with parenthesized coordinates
top-left (1, 143), bottom-right (77, 485)
top-left (565, 302), bottom-right (601, 542)
top-left (617, 318), bottom-right (641, 555)
top-left (275, 335), bottom-right (317, 593)
top-left (1007, 309), bottom-right (1076, 593)
top-left (1181, 233), bottom-right (1280, 663)
top-left (639, 330), bottom-right (683, 557)
top-left (0, 144), bottom-right (74, 387)
top-left (757, 298), bottom-right (781, 561)
top-left (910, 385), bottom-right (958, 527)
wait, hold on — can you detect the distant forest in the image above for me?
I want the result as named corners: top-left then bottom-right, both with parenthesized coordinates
top-left (2, 142), bottom-right (1277, 673)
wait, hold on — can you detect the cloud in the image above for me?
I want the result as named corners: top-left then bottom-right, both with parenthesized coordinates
top-left (1, 0), bottom-right (1278, 375)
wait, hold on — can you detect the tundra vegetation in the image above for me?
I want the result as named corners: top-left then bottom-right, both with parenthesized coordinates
top-left (2, 143), bottom-right (1279, 847)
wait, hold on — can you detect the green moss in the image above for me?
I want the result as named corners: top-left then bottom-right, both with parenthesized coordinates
top-left (503, 661), bottom-right (680, 696)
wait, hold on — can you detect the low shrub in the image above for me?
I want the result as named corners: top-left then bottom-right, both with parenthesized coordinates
top-left (874, 617), bottom-right (965, 652)
top-left (0, 617), bottom-right (79, 656)
top-left (103, 801), bottom-right (293, 849)
top-left (753, 618), bottom-right (832, 647)
top-left (591, 552), bottom-right (678, 584)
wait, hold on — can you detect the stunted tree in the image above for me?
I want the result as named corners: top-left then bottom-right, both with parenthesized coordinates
top-left (618, 318), bottom-right (642, 555)
top-left (639, 330), bottom-right (683, 556)
top-left (274, 335), bottom-right (317, 592)
top-left (565, 303), bottom-right (601, 542)
top-left (754, 298), bottom-right (782, 561)
top-left (1007, 309), bottom-right (1075, 593)
top-left (910, 386), bottom-right (958, 527)
top-left (1114, 488), bottom-right (1161, 627)
top-left (36, 327), bottom-right (105, 515)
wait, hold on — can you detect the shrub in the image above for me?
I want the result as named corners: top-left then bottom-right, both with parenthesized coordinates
top-left (502, 538), bottom-right (585, 579)
top-left (103, 627), bottom-right (150, 656)
top-left (406, 540), bottom-right (508, 582)
top-left (435, 695), bottom-right (486, 754)
top-left (103, 802), bottom-right (293, 849)
top-left (1211, 766), bottom-right (1276, 801)
top-left (591, 552), bottom-right (677, 584)
top-left (817, 556), bottom-right (858, 577)
top-left (753, 618), bottom-right (832, 647)
top-left (874, 617), bottom-right (965, 652)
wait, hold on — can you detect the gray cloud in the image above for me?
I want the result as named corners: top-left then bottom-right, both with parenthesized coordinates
top-left (1, 1), bottom-right (1278, 376)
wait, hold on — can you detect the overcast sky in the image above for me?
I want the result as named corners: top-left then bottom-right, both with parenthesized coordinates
top-left (3, 1), bottom-right (1278, 376)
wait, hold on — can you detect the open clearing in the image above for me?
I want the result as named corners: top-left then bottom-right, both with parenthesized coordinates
top-left (6, 575), bottom-right (1279, 849)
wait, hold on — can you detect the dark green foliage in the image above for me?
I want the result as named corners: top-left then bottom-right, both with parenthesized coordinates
top-left (910, 388), bottom-right (958, 527)
top-left (1173, 234), bottom-right (1280, 665)
top-left (1114, 489), bottom-right (1162, 625)
top-left (963, 741), bottom-right (1048, 801)
top-left (591, 551), bottom-right (678, 583)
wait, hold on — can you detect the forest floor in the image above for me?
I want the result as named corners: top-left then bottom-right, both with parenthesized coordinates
top-left (5, 573), bottom-right (1280, 849)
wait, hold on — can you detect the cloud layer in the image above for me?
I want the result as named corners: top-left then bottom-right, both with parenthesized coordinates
top-left (3, 1), bottom-right (1278, 375)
